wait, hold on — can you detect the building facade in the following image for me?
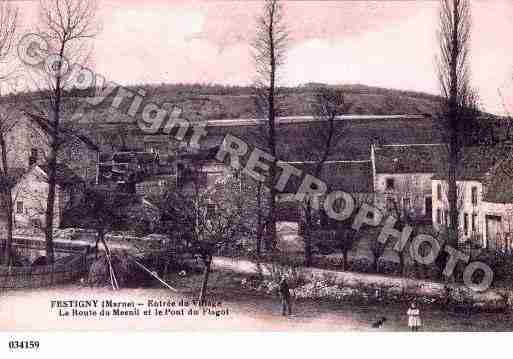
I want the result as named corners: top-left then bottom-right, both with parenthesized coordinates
top-left (12, 164), bottom-right (85, 230)
top-left (371, 143), bottom-right (444, 222)
top-left (431, 148), bottom-right (513, 251)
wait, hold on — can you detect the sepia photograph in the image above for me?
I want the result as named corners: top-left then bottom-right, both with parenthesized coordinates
top-left (1, 0), bottom-right (513, 349)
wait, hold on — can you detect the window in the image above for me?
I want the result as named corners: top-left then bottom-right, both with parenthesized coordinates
top-left (16, 201), bottom-right (23, 214)
top-left (29, 148), bottom-right (38, 166)
top-left (437, 184), bottom-right (442, 201)
top-left (464, 213), bottom-right (469, 236)
top-left (471, 186), bottom-right (478, 205)
top-left (385, 178), bottom-right (395, 190)
top-left (32, 219), bottom-right (42, 228)
top-left (472, 214), bottom-right (477, 232)
top-left (437, 209), bottom-right (442, 224)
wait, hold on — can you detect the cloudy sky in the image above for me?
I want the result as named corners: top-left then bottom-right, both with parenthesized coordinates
top-left (18, 0), bottom-right (513, 115)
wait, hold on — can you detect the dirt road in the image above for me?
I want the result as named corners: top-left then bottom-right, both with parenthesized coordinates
top-left (1, 286), bottom-right (512, 331)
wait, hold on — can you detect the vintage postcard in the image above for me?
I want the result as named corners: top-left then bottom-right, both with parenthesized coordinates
top-left (1, 0), bottom-right (513, 351)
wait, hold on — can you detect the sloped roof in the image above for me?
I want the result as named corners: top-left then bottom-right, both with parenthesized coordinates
top-left (375, 144), bottom-right (445, 174)
top-left (281, 160), bottom-right (373, 193)
top-left (38, 163), bottom-right (83, 186)
top-left (483, 156), bottom-right (513, 203)
top-left (432, 146), bottom-right (501, 181)
top-left (23, 111), bottom-right (99, 151)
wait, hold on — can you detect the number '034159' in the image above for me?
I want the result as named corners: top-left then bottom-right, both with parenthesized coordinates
top-left (8, 340), bottom-right (40, 350)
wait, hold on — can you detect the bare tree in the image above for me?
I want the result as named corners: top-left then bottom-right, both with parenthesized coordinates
top-left (161, 170), bottom-right (248, 302)
top-left (302, 87), bottom-right (350, 266)
top-left (0, 106), bottom-right (19, 265)
top-left (252, 0), bottom-right (288, 251)
top-left (24, 0), bottom-right (99, 263)
top-left (436, 0), bottom-right (479, 247)
top-left (0, 2), bottom-right (19, 265)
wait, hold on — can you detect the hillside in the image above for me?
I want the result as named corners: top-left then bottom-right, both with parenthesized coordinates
top-left (5, 84), bottom-right (449, 161)
top-left (74, 83), bottom-right (442, 124)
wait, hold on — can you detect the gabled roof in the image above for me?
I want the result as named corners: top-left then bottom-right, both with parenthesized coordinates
top-left (281, 160), bottom-right (373, 193)
top-left (375, 144), bottom-right (445, 174)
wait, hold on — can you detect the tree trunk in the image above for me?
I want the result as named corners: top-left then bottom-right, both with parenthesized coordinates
top-left (447, 0), bottom-right (461, 250)
top-left (43, 42), bottom-right (66, 265)
top-left (94, 228), bottom-right (105, 259)
top-left (1, 136), bottom-right (14, 266)
top-left (342, 249), bottom-right (348, 271)
top-left (44, 152), bottom-right (57, 264)
top-left (256, 182), bottom-right (263, 257)
top-left (399, 249), bottom-right (405, 276)
top-left (448, 142), bottom-right (459, 248)
top-left (304, 202), bottom-right (313, 267)
top-left (199, 255), bottom-right (212, 303)
top-left (3, 195), bottom-right (14, 265)
top-left (266, 4), bottom-right (278, 252)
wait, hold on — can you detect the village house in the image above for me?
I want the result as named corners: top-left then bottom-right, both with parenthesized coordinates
top-left (12, 163), bottom-right (85, 230)
top-left (371, 143), bottom-right (445, 223)
top-left (1, 114), bottom-right (97, 233)
top-left (432, 148), bottom-right (513, 251)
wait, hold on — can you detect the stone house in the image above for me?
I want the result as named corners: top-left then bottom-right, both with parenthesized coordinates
top-left (11, 113), bottom-right (100, 183)
top-left (12, 164), bottom-right (85, 230)
top-left (371, 143), bottom-right (445, 223)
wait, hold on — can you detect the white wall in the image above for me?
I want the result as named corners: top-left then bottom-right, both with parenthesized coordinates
top-left (374, 173), bottom-right (433, 218)
top-left (431, 178), bottom-right (513, 249)
top-left (12, 167), bottom-right (64, 230)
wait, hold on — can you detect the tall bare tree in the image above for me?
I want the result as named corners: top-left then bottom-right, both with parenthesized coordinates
top-left (23, 0), bottom-right (98, 263)
top-left (252, 0), bottom-right (288, 251)
top-left (0, 2), bottom-right (19, 266)
top-left (436, 0), bottom-right (478, 247)
top-left (302, 87), bottom-right (350, 266)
